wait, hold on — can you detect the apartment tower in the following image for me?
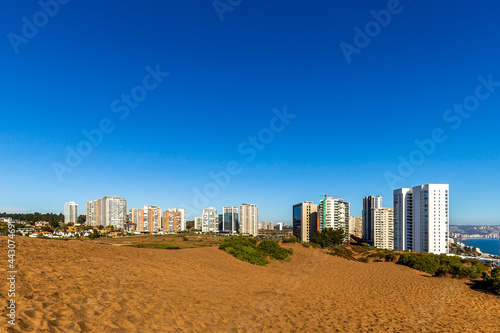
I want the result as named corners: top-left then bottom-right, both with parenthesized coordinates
top-left (292, 201), bottom-right (318, 242)
top-left (362, 195), bottom-right (382, 244)
top-left (393, 184), bottom-right (449, 254)
top-left (202, 207), bottom-right (218, 233)
top-left (318, 197), bottom-right (350, 243)
top-left (222, 206), bottom-right (239, 233)
top-left (239, 204), bottom-right (258, 236)
top-left (86, 196), bottom-right (127, 228)
top-left (163, 208), bottom-right (186, 233)
top-left (373, 208), bottom-right (394, 250)
top-left (64, 201), bottom-right (78, 224)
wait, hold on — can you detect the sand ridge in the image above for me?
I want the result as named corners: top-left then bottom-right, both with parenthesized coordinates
top-left (1, 237), bottom-right (499, 332)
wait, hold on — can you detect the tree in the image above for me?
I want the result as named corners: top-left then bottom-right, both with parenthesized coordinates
top-left (67, 222), bottom-right (74, 227)
top-left (76, 215), bottom-right (86, 224)
top-left (88, 229), bottom-right (100, 240)
top-left (49, 221), bottom-right (60, 228)
top-left (312, 228), bottom-right (345, 248)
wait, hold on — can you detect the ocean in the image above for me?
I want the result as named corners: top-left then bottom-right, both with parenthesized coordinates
top-left (462, 238), bottom-right (500, 256)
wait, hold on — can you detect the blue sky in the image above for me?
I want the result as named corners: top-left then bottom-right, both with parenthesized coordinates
top-left (1, 0), bottom-right (499, 224)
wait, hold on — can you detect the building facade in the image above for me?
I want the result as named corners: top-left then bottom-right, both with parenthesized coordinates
top-left (163, 208), bottom-right (186, 233)
top-left (129, 208), bottom-right (144, 232)
top-left (222, 206), bottom-right (238, 233)
top-left (194, 217), bottom-right (202, 230)
top-left (362, 195), bottom-right (382, 244)
top-left (86, 196), bottom-right (127, 228)
top-left (202, 207), bottom-right (218, 233)
top-left (393, 184), bottom-right (449, 254)
top-left (64, 201), bottom-right (78, 224)
top-left (373, 208), bottom-right (394, 250)
top-left (292, 201), bottom-right (318, 242)
top-left (239, 204), bottom-right (258, 236)
top-left (318, 197), bottom-right (350, 243)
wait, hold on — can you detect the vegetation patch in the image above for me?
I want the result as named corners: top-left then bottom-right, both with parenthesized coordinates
top-left (397, 252), bottom-right (487, 279)
top-left (357, 256), bottom-right (370, 263)
top-left (281, 235), bottom-right (300, 243)
top-left (219, 236), bottom-right (293, 266)
top-left (482, 268), bottom-right (500, 295)
top-left (328, 246), bottom-right (355, 261)
top-left (312, 228), bottom-right (345, 248)
top-left (126, 243), bottom-right (194, 250)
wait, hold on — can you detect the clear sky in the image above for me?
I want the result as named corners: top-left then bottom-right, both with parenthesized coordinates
top-left (1, 1), bottom-right (499, 224)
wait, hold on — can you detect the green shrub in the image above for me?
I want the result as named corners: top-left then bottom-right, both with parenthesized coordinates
top-left (302, 243), bottom-right (310, 248)
top-left (328, 246), bottom-right (355, 261)
top-left (311, 228), bottom-right (345, 248)
top-left (482, 268), bottom-right (500, 295)
top-left (358, 256), bottom-right (370, 263)
top-left (398, 253), bottom-right (488, 279)
top-left (219, 237), bottom-right (293, 266)
top-left (257, 239), bottom-right (292, 261)
top-left (182, 236), bottom-right (189, 241)
top-left (397, 253), bottom-right (441, 275)
top-left (282, 235), bottom-right (301, 243)
top-left (384, 253), bottom-right (398, 262)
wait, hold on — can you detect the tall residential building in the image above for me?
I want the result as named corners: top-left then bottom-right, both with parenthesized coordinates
top-left (86, 201), bottom-right (95, 225)
top-left (202, 207), bottom-right (218, 233)
top-left (64, 201), bottom-right (78, 224)
top-left (86, 196), bottom-right (127, 228)
top-left (194, 217), bottom-right (202, 230)
top-left (373, 208), bottom-right (394, 250)
top-left (276, 222), bottom-right (284, 231)
top-left (318, 197), bottom-right (350, 243)
top-left (129, 208), bottom-right (144, 232)
top-left (393, 184), bottom-right (449, 254)
top-left (129, 205), bottom-right (161, 233)
top-left (222, 206), bottom-right (238, 233)
top-left (144, 205), bottom-right (162, 233)
top-left (362, 195), bottom-right (382, 244)
top-left (354, 216), bottom-right (362, 238)
top-left (163, 208), bottom-right (186, 233)
top-left (292, 202), bottom-right (318, 242)
top-left (239, 204), bottom-right (258, 236)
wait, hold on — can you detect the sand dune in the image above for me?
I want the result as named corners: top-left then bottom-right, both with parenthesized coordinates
top-left (1, 237), bottom-right (499, 332)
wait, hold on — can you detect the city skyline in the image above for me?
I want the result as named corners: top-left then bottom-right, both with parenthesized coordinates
top-left (1, 2), bottom-right (500, 224)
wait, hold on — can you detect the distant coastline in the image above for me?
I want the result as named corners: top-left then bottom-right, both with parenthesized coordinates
top-left (462, 238), bottom-right (500, 256)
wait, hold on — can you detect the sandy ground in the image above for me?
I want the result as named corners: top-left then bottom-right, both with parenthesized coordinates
top-left (1, 237), bottom-right (499, 332)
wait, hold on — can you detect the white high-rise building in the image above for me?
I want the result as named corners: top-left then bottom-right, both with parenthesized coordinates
top-left (64, 201), bottom-right (78, 224)
top-left (163, 208), bottom-right (186, 233)
top-left (194, 217), bottom-right (202, 230)
top-left (393, 184), bottom-right (449, 254)
top-left (318, 197), bottom-right (350, 243)
top-left (239, 204), bottom-right (258, 236)
top-left (202, 207), bottom-right (218, 233)
top-left (86, 196), bottom-right (127, 228)
top-left (144, 205), bottom-right (162, 233)
top-left (373, 208), bottom-right (394, 250)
